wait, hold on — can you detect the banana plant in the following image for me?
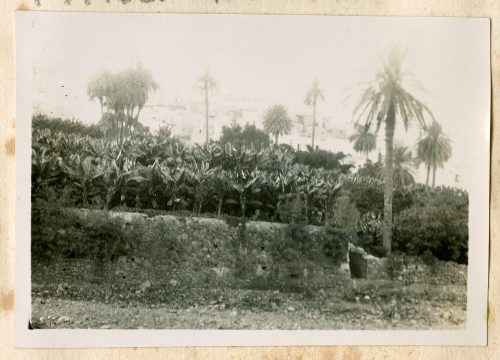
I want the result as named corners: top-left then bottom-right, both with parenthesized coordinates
top-left (134, 160), bottom-right (167, 209)
top-left (317, 172), bottom-right (344, 224)
top-left (295, 169), bottom-right (326, 223)
top-left (63, 154), bottom-right (104, 206)
top-left (100, 157), bottom-right (146, 208)
top-left (188, 160), bottom-right (218, 215)
top-left (31, 148), bottom-right (62, 200)
top-left (228, 169), bottom-right (263, 217)
top-left (159, 162), bottom-right (190, 210)
top-left (206, 170), bottom-right (230, 216)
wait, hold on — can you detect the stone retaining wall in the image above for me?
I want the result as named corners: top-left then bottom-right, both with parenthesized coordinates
top-left (72, 209), bottom-right (350, 285)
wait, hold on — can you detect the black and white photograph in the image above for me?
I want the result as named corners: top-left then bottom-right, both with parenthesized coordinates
top-left (15, 12), bottom-right (490, 346)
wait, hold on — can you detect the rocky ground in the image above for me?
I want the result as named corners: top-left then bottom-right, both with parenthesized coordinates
top-left (31, 258), bottom-right (467, 330)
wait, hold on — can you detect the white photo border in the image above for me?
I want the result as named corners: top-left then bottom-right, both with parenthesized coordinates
top-left (15, 12), bottom-right (491, 347)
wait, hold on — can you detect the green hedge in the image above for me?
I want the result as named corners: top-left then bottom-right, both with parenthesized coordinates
top-left (393, 187), bottom-right (468, 264)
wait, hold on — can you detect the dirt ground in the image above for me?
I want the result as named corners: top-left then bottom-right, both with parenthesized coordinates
top-left (31, 267), bottom-right (466, 330)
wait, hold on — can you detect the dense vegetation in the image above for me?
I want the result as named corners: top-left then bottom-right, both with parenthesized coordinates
top-left (219, 124), bottom-right (271, 150)
top-left (33, 113), bottom-right (104, 138)
top-left (32, 115), bottom-right (469, 263)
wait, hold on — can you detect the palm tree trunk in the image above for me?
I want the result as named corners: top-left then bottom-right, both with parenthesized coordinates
top-left (426, 163), bottom-right (431, 186)
top-left (135, 106), bottom-right (143, 133)
top-left (119, 114), bottom-right (124, 145)
top-left (382, 105), bottom-right (395, 256)
top-left (275, 133), bottom-right (278, 145)
top-left (217, 197), bottom-right (223, 216)
top-left (205, 83), bottom-right (209, 146)
top-left (99, 100), bottom-right (104, 117)
top-left (240, 193), bottom-right (246, 218)
top-left (311, 100), bottom-right (317, 150)
top-left (432, 164), bottom-right (437, 188)
top-left (198, 198), bottom-right (203, 215)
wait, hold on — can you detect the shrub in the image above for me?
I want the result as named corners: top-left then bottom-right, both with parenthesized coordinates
top-left (219, 124), bottom-right (271, 150)
top-left (276, 195), bottom-right (307, 224)
top-left (156, 125), bottom-right (173, 140)
top-left (356, 159), bottom-right (382, 179)
top-left (32, 202), bottom-right (136, 263)
top-left (293, 148), bottom-right (353, 173)
top-left (270, 224), bottom-right (348, 267)
top-left (32, 113), bottom-right (104, 138)
top-left (355, 212), bottom-right (384, 257)
top-left (393, 192), bottom-right (468, 264)
top-left (385, 253), bottom-right (406, 280)
top-left (321, 226), bottom-right (350, 267)
top-left (328, 192), bottom-right (359, 240)
top-left (345, 180), bottom-right (384, 216)
top-left (271, 223), bottom-right (312, 257)
top-left (346, 180), bottom-right (420, 217)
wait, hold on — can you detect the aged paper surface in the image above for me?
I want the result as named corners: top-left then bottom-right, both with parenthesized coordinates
top-left (1, 0), bottom-right (499, 358)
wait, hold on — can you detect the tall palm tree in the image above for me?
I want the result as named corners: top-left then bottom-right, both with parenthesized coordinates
top-left (416, 121), bottom-right (452, 187)
top-left (263, 104), bottom-right (293, 144)
top-left (349, 124), bottom-right (377, 160)
top-left (88, 67), bottom-right (157, 144)
top-left (198, 71), bottom-right (218, 145)
top-left (305, 80), bottom-right (325, 150)
top-left (369, 146), bottom-right (415, 187)
top-left (87, 70), bottom-right (113, 117)
top-left (353, 45), bottom-right (434, 256)
top-left (122, 65), bottom-right (159, 136)
top-left (389, 146), bottom-right (416, 187)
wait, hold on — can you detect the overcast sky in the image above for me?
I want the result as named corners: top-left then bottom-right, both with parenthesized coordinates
top-left (27, 13), bottom-right (489, 190)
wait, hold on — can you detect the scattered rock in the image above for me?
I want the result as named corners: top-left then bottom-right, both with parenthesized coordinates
top-left (255, 264), bottom-right (266, 277)
top-left (338, 262), bottom-right (351, 278)
top-left (139, 280), bottom-right (151, 293)
top-left (56, 316), bottom-right (71, 324)
top-left (169, 279), bottom-right (179, 287)
top-left (211, 267), bottom-right (230, 278)
top-left (191, 240), bottom-right (201, 249)
top-left (349, 247), bottom-right (367, 278)
top-left (56, 284), bottom-right (67, 294)
top-left (442, 311), bottom-right (452, 320)
top-left (349, 246), bottom-right (388, 280)
top-left (287, 306), bottom-right (295, 312)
